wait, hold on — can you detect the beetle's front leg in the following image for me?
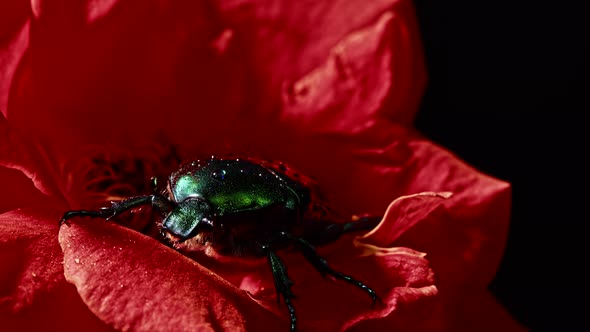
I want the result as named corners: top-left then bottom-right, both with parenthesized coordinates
top-left (259, 243), bottom-right (297, 332)
top-left (60, 195), bottom-right (174, 226)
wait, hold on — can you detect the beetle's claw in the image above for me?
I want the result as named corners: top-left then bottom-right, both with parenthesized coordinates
top-left (101, 207), bottom-right (117, 220)
top-left (370, 291), bottom-right (382, 307)
top-left (59, 216), bottom-right (71, 227)
top-left (59, 211), bottom-right (79, 227)
top-left (58, 207), bottom-right (116, 227)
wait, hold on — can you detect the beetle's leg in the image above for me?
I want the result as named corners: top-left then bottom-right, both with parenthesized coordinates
top-left (280, 231), bottom-right (380, 305)
top-left (60, 195), bottom-right (173, 226)
top-left (261, 244), bottom-right (297, 332)
top-left (311, 215), bottom-right (382, 245)
top-left (347, 214), bottom-right (382, 231)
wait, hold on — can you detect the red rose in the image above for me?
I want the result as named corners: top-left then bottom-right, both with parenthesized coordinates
top-left (1, 0), bottom-right (525, 331)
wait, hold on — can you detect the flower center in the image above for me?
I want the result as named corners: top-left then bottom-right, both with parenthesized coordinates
top-left (61, 143), bottom-right (180, 235)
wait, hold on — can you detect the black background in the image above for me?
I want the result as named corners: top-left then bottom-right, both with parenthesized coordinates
top-left (414, 1), bottom-right (589, 331)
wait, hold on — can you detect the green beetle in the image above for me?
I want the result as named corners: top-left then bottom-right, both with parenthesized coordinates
top-left (61, 156), bottom-right (380, 331)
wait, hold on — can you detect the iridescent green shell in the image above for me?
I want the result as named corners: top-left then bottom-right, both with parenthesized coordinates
top-left (168, 157), bottom-right (311, 217)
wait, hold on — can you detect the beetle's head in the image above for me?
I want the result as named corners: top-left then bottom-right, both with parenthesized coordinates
top-left (161, 197), bottom-right (214, 245)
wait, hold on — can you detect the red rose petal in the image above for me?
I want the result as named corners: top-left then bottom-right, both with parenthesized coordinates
top-left (31, 0), bottom-right (119, 23)
top-left (281, 10), bottom-right (425, 133)
top-left (0, 115), bottom-right (67, 206)
top-left (0, 0), bottom-right (29, 117)
top-left (359, 192), bottom-right (452, 247)
top-left (0, 1), bottom-right (65, 207)
top-left (0, 209), bottom-right (64, 311)
top-left (0, 0), bottom-right (29, 43)
top-left (218, 0), bottom-right (424, 124)
top-left (9, 0), bottom-right (247, 160)
top-left (59, 220), bottom-right (284, 331)
top-left (6, 0), bottom-right (425, 161)
top-left (0, 208), bottom-right (110, 331)
top-left (0, 166), bottom-right (50, 214)
top-left (306, 241), bottom-right (438, 331)
top-left (364, 139), bottom-right (512, 288)
top-left (353, 186), bottom-right (523, 332)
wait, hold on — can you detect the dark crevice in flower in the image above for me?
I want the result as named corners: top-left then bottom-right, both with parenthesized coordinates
top-left (60, 142), bottom-right (181, 237)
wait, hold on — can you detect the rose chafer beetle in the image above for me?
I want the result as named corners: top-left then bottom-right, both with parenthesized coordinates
top-left (61, 156), bottom-right (381, 331)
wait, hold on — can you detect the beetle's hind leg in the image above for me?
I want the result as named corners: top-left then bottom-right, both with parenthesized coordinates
top-left (281, 232), bottom-right (380, 304)
top-left (260, 244), bottom-right (297, 332)
top-left (60, 195), bottom-right (173, 226)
